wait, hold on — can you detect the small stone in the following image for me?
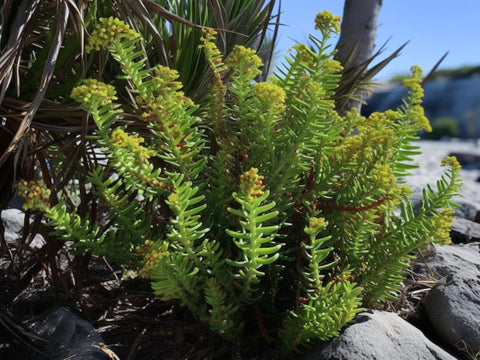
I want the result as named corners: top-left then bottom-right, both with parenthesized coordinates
top-left (1, 209), bottom-right (45, 248)
top-left (1, 209), bottom-right (26, 243)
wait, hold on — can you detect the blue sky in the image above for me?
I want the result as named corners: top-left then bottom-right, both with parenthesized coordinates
top-left (275, 1), bottom-right (480, 80)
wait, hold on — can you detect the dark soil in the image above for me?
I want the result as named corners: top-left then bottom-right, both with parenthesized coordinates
top-left (0, 248), bottom-right (248, 360)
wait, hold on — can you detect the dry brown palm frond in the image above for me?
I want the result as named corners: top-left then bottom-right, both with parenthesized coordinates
top-left (334, 40), bottom-right (449, 116)
top-left (421, 51), bottom-right (449, 86)
top-left (334, 40), bottom-right (408, 115)
top-left (0, 0), bottom-right (82, 168)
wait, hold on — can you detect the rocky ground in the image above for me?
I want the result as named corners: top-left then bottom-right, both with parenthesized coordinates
top-left (1, 139), bottom-right (479, 359)
top-left (409, 139), bottom-right (480, 202)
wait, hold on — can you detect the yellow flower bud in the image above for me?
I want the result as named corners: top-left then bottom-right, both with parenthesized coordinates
top-left (225, 45), bottom-right (263, 79)
top-left (314, 10), bottom-right (341, 37)
top-left (239, 168), bottom-right (265, 200)
top-left (253, 82), bottom-right (286, 113)
top-left (71, 79), bottom-right (117, 108)
top-left (86, 17), bottom-right (140, 53)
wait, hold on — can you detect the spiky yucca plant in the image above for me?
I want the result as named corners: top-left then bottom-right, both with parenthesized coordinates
top-left (17, 12), bottom-right (462, 355)
top-left (0, 0), bottom-right (278, 168)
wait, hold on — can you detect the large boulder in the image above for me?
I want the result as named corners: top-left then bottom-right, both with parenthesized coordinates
top-left (424, 273), bottom-right (480, 354)
top-left (419, 243), bottom-right (480, 354)
top-left (301, 310), bottom-right (457, 360)
top-left (414, 243), bottom-right (480, 278)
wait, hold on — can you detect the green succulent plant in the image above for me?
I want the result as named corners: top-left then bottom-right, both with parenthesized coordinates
top-left (17, 12), bottom-right (462, 356)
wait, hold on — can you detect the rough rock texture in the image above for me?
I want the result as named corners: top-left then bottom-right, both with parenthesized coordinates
top-left (419, 243), bottom-right (480, 354)
top-left (415, 243), bottom-right (480, 278)
top-left (454, 200), bottom-right (480, 222)
top-left (1, 208), bottom-right (44, 247)
top-left (450, 217), bottom-right (480, 243)
top-left (301, 310), bottom-right (457, 360)
top-left (424, 273), bottom-right (480, 354)
top-left (2, 208), bottom-right (26, 243)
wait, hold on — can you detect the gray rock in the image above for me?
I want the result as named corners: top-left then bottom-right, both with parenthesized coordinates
top-left (1, 208), bottom-right (26, 242)
top-left (449, 152), bottom-right (480, 169)
top-left (454, 200), bottom-right (480, 222)
top-left (450, 217), bottom-right (480, 243)
top-left (301, 310), bottom-right (457, 360)
top-left (29, 307), bottom-right (110, 360)
top-left (424, 272), bottom-right (480, 354)
top-left (1, 208), bottom-right (45, 248)
top-left (414, 243), bottom-right (480, 278)
top-left (414, 243), bottom-right (480, 354)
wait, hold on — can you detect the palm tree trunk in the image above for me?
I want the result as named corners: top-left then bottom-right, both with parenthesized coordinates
top-left (334, 0), bottom-right (382, 113)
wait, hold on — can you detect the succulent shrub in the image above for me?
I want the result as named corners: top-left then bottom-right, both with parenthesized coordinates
top-left (17, 12), bottom-right (462, 355)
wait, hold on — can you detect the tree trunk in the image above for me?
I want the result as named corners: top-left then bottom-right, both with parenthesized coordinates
top-left (334, 0), bottom-right (382, 114)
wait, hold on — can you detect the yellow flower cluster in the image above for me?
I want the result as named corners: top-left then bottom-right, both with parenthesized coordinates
top-left (225, 45), bottom-right (263, 79)
top-left (441, 155), bottom-right (461, 173)
top-left (151, 66), bottom-right (193, 105)
top-left (294, 74), bottom-right (328, 106)
top-left (360, 111), bottom-right (396, 145)
top-left (292, 44), bottom-right (314, 66)
top-left (314, 10), bottom-right (341, 37)
top-left (323, 59), bottom-right (343, 74)
top-left (16, 180), bottom-right (50, 211)
top-left (136, 66), bottom-right (193, 125)
top-left (403, 65), bottom-right (424, 99)
top-left (431, 207), bottom-right (455, 244)
top-left (252, 82), bottom-right (286, 113)
top-left (403, 65), bottom-right (432, 132)
top-left (70, 79), bottom-right (117, 108)
top-left (307, 216), bottom-right (328, 235)
top-left (201, 28), bottom-right (225, 69)
top-left (239, 168), bottom-right (265, 200)
top-left (395, 185), bottom-right (414, 199)
top-left (200, 28), bottom-right (226, 119)
top-left (383, 109), bottom-right (401, 122)
top-left (111, 128), bottom-right (156, 164)
top-left (86, 17), bottom-right (140, 53)
top-left (412, 107), bottom-right (431, 132)
top-left (136, 240), bottom-right (169, 278)
top-left (371, 163), bottom-right (396, 192)
top-left (152, 65), bottom-right (182, 91)
top-left (337, 135), bottom-right (363, 161)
